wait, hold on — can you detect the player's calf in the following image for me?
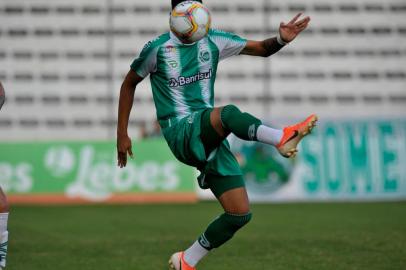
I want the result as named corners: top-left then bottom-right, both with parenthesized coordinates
top-left (218, 104), bottom-right (284, 145)
top-left (171, 212), bottom-right (252, 269)
top-left (214, 104), bottom-right (317, 158)
top-left (198, 212), bottom-right (252, 250)
top-left (219, 104), bottom-right (263, 141)
top-left (174, 183), bottom-right (252, 269)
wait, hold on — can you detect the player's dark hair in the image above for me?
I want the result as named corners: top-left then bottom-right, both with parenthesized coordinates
top-left (171, 0), bottom-right (202, 9)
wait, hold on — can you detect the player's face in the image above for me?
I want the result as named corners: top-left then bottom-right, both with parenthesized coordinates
top-left (179, 36), bottom-right (195, 44)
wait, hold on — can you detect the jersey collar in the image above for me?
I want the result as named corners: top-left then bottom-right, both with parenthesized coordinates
top-left (170, 31), bottom-right (197, 46)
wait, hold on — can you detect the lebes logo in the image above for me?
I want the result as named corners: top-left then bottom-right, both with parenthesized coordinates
top-left (44, 146), bottom-right (76, 177)
top-left (64, 146), bottom-right (180, 201)
top-left (0, 142), bottom-right (186, 201)
top-left (43, 146), bottom-right (180, 201)
top-left (0, 162), bottom-right (33, 193)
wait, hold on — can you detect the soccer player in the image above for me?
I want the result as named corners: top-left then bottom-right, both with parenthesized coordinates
top-left (0, 82), bottom-right (9, 269)
top-left (116, 1), bottom-right (316, 269)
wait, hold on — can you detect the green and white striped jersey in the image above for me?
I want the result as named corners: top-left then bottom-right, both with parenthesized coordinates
top-left (131, 29), bottom-right (247, 121)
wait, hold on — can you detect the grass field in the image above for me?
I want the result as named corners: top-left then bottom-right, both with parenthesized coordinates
top-left (9, 202), bottom-right (406, 270)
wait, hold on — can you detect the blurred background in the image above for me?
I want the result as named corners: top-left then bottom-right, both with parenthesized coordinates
top-left (0, 0), bottom-right (405, 203)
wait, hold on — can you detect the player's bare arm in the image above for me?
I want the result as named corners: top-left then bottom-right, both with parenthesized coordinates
top-left (117, 70), bottom-right (144, 168)
top-left (240, 13), bottom-right (310, 57)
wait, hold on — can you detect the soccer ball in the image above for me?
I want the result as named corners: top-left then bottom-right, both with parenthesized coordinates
top-left (170, 1), bottom-right (211, 43)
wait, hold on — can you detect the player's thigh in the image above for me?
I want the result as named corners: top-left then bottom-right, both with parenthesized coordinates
top-left (200, 108), bottom-right (226, 156)
top-left (218, 187), bottom-right (250, 214)
top-left (209, 107), bottom-right (229, 137)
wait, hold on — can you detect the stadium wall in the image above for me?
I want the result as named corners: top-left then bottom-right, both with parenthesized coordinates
top-left (0, 0), bottom-right (405, 203)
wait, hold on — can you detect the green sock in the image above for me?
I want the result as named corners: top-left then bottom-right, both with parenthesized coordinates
top-left (220, 104), bottom-right (262, 141)
top-left (198, 212), bottom-right (252, 250)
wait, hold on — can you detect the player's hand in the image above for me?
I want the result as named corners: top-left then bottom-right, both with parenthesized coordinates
top-left (279, 13), bottom-right (310, 43)
top-left (117, 134), bottom-right (134, 168)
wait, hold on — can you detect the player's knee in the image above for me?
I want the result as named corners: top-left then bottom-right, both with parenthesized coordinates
top-left (226, 204), bottom-right (250, 215)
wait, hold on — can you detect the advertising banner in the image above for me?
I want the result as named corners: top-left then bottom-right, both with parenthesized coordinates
top-left (199, 119), bottom-right (406, 202)
top-left (0, 139), bottom-right (197, 204)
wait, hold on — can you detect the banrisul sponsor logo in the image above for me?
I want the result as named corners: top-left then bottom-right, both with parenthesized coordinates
top-left (169, 69), bottom-right (212, 87)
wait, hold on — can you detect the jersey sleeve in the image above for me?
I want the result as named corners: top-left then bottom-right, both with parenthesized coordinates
top-left (130, 41), bottom-right (158, 78)
top-left (209, 29), bottom-right (247, 61)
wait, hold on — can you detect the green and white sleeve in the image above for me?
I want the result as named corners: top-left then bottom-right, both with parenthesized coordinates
top-left (209, 29), bottom-right (247, 61)
top-left (130, 41), bottom-right (158, 78)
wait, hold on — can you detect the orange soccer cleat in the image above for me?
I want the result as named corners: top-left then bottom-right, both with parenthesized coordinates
top-left (169, 252), bottom-right (196, 270)
top-left (276, 114), bottom-right (318, 158)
